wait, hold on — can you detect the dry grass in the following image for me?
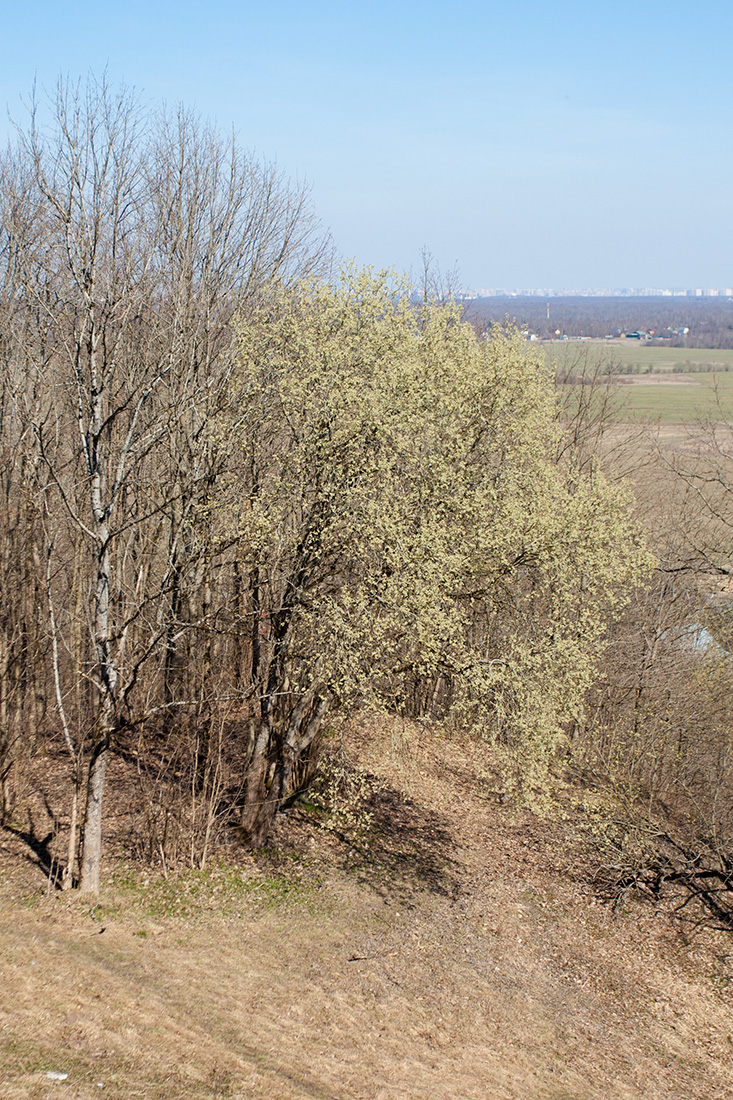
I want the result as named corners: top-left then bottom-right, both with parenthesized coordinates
top-left (2, 717), bottom-right (733, 1099)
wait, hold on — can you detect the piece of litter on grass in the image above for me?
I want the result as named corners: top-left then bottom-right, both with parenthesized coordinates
top-left (46, 1071), bottom-right (68, 1081)
top-left (96, 1083), bottom-right (104, 1088)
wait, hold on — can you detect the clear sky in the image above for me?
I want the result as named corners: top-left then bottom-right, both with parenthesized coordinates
top-left (1, 0), bottom-right (731, 291)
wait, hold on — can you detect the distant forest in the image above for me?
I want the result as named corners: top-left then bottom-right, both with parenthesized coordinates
top-left (464, 296), bottom-right (733, 348)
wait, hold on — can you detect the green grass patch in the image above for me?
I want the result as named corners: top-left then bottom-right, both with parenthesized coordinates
top-left (107, 861), bottom-right (318, 920)
top-left (545, 342), bottom-right (733, 374)
top-left (547, 343), bottom-right (733, 422)
top-left (618, 374), bottom-right (733, 422)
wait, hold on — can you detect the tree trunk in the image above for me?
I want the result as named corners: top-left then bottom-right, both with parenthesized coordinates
top-left (78, 733), bottom-right (109, 895)
top-left (62, 758), bottom-right (81, 890)
top-left (239, 685), bottom-right (327, 847)
top-left (240, 719), bottom-right (272, 846)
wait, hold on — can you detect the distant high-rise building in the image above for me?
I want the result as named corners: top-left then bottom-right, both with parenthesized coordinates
top-left (468, 286), bottom-right (733, 299)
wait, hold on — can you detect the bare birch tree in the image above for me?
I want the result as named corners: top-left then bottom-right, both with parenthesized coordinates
top-left (0, 74), bottom-right (330, 892)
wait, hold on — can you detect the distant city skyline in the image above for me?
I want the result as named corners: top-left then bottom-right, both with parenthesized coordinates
top-left (468, 288), bottom-right (733, 299)
top-left (1, 1), bottom-right (731, 290)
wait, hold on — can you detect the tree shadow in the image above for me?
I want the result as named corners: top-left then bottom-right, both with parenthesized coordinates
top-left (4, 798), bottom-right (66, 889)
top-left (277, 769), bottom-right (463, 905)
top-left (348, 782), bottom-right (462, 903)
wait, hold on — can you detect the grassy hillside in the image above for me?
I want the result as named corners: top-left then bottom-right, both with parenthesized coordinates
top-left (2, 719), bottom-right (732, 1100)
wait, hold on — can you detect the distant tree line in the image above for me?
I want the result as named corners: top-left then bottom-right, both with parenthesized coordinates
top-left (466, 296), bottom-right (733, 348)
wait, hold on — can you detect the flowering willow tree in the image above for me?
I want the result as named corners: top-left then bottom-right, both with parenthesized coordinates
top-left (229, 270), bottom-right (647, 843)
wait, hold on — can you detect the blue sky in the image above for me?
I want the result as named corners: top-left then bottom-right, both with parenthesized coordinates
top-left (1, 0), bottom-right (731, 290)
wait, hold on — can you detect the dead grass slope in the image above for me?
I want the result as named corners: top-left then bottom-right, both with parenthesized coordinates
top-left (2, 718), bottom-right (732, 1100)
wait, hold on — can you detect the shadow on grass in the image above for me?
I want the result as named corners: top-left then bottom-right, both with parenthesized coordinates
top-left (274, 770), bottom-right (463, 906)
top-left (3, 807), bottom-right (64, 889)
top-left (350, 782), bottom-right (462, 902)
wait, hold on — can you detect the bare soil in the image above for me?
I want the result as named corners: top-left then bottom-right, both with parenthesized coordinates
top-left (2, 718), bottom-right (732, 1099)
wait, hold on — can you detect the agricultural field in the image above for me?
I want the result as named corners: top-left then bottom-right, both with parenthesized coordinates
top-left (545, 342), bottom-right (733, 422)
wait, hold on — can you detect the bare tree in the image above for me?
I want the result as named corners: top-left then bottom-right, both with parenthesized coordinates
top-left (0, 74), bottom-right (330, 892)
top-left (571, 400), bottom-right (733, 932)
